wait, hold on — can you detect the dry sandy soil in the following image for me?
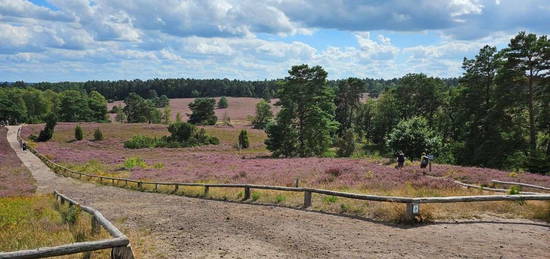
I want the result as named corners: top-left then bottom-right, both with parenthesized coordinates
top-left (6, 126), bottom-right (550, 258)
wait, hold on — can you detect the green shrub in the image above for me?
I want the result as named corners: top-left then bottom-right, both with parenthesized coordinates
top-left (275, 194), bottom-right (286, 203)
top-left (37, 113), bottom-right (56, 142)
top-left (74, 125), bottom-right (83, 140)
top-left (322, 195), bottom-right (338, 203)
top-left (217, 96), bottom-right (228, 109)
top-left (93, 128), bottom-right (103, 141)
top-left (124, 135), bottom-right (165, 149)
top-left (238, 130), bottom-right (249, 149)
top-left (251, 192), bottom-right (260, 201)
top-left (124, 157), bottom-right (148, 169)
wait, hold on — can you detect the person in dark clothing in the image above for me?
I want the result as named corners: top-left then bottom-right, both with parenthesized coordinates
top-left (396, 151), bottom-right (405, 169)
top-left (420, 152), bottom-right (429, 169)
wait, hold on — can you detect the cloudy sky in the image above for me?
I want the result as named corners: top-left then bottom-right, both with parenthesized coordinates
top-left (1, 0), bottom-right (549, 82)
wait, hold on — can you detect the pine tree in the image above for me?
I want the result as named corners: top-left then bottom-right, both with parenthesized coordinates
top-left (75, 125), bottom-right (83, 140)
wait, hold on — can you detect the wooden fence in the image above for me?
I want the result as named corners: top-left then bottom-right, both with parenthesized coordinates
top-left (0, 191), bottom-right (134, 259)
top-left (16, 127), bottom-right (550, 222)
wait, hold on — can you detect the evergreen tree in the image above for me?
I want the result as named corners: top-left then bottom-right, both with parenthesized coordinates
top-left (238, 130), bottom-right (249, 149)
top-left (335, 78), bottom-right (364, 136)
top-left (188, 98), bottom-right (217, 125)
top-left (75, 125), bottom-right (83, 140)
top-left (217, 96), bottom-right (228, 109)
top-left (252, 100), bottom-right (273, 129)
top-left (37, 113), bottom-right (57, 142)
top-left (266, 65), bottom-right (338, 157)
top-left (94, 128), bottom-right (104, 141)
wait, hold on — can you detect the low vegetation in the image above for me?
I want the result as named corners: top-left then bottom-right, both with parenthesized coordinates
top-left (124, 122), bottom-right (219, 149)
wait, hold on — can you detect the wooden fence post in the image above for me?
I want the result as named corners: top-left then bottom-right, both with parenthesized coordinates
top-left (173, 184), bottom-right (179, 194)
top-left (137, 182), bottom-right (143, 190)
top-left (243, 187), bottom-right (251, 200)
top-left (111, 245), bottom-right (135, 259)
top-left (91, 216), bottom-right (100, 236)
top-left (405, 203), bottom-right (420, 222)
top-left (294, 179), bottom-right (300, 187)
top-left (204, 186), bottom-right (209, 196)
top-left (303, 191), bottom-right (312, 208)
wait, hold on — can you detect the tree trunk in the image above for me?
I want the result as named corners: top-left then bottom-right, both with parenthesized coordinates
top-left (528, 71), bottom-right (537, 156)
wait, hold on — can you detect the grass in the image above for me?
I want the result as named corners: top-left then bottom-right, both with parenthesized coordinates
top-left (0, 194), bottom-right (110, 257)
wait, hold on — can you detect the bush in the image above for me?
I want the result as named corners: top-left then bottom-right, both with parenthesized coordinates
top-left (93, 128), bottom-right (103, 141)
top-left (336, 129), bottom-right (355, 157)
top-left (124, 122), bottom-right (219, 149)
top-left (188, 98), bottom-right (217, 125)
top-left (217, 96), bottom-right (228, 109)
top-left (36, 113), bottom-right (57, 142)
top-left (124, 135), bottom-right (166, 149)
top-left (238, 130), bottom-right (249, 149)
top-left (124, 157), bottom-right (148, 169)
top-left (74, 125), bottom-right (83, 140)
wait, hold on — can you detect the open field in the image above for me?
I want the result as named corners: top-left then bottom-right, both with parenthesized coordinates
top-left (0, 127), bottom-right (35, 196)
top-left (21, 123), bottom-right (550, 222)
top-left (108, 97), bottom-right (281, 125)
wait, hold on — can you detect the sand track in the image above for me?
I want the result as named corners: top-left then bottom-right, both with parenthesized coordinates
top-left (6, 126), bottom-right (550, 258)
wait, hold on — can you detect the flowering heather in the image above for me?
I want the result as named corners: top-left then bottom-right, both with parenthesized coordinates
top-left (0, 128), bottom-right (36, 197)
top-left (23, 123), bottom-right (550, 193)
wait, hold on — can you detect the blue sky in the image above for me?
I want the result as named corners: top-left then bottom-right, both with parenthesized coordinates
top-left (0, 0), bottom-right (548, 82)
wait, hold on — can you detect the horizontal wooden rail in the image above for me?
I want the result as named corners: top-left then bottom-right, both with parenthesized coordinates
top-left (0, 191), bottom-right (133, 259)
top-left (17, 128), bottom-right (550, 223)
top-left (492, 180), bottom-right (550, 191)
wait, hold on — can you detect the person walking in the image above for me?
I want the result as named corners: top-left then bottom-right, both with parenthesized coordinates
top-left (396, 151), bottom-right (405, 169)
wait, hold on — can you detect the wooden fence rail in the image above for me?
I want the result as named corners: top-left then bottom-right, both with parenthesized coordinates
top-left (0, 191), bottom-right (134, 259)
top-left (492, 180), bottom-right (550, 192)
top-left (16, 127), bottom-right (550, 222)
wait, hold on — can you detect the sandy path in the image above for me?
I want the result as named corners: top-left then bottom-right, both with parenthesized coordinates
top-left (6, 126), bottom-right (550, 258)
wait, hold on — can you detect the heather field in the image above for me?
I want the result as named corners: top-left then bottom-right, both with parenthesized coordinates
top-left (0, 127), bottom-right (35, 197)
top-left (21, 123), bottom-right (550, 191)
top-left (108, 97), bottom-right (281, 125)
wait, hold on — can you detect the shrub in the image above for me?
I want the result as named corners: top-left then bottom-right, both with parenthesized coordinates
top-left (322, 195), bottom-right (338, 203)
top-left (124, 135), bottom-right (166, 149)
top-left (238, 130), bottom-right (249, 149)
top-left (124, 157), bottom-right (148, 169)
top-left (336, 129), bottom-right (355, 157)
top-left (93, 128), bottom-right (103, 141)
top-left (74, 125), bottom-right (83, 140)
top-left (275, 194), bottom-right (286, 203)
top-left (36, 113), bottom-right (57, 142)
top-left (251, 192), bottom-right (260, 201)
top-left (217, 96), bottom-right (228, 109)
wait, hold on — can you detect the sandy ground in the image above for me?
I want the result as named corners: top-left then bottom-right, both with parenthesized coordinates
top-left (6, 126), bottom-right (550, 259)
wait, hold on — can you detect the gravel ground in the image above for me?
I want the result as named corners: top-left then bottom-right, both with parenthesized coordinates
top-left (7, 126), bottom-right (550, 259)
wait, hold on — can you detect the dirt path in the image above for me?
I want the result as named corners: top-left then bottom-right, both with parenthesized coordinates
top-left (6, 126), bottom-right (550, 258)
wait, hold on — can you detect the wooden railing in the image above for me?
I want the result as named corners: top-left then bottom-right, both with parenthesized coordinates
top-left (0, 191), bottom-right (134, 259)
top-left (17, 127), bottom-right (550, 222)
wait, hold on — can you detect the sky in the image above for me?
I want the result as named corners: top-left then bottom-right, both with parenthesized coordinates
top-left (0, 0), bottom-right (549, 82)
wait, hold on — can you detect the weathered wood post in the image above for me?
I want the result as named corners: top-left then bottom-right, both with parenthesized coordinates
top-left (91, 216), bottom-right (100, 236)
top-left (405, 203), bottom-right (420, 222)
top-left (173, 184), bottom-right (179, 194)
top-left (303, 190), bottom-right (312, 208)
top-left (124, 180), bottom-right (128, 187)
top-left (294, 178), bottom-right (300, 187)
top-left (137, 181), bottom-right (143, 190)
top-left (155, 184), bottom-right (159, 192)
top-left (112, 179), bottom-right (115, 185)
top-left (204, 186), bottom-right (209, 196)
top-left (111, 245), bottom-right (135, 259)
top-left (99, 177), bottom-right (104, 184)
top-left (243, 187), bottom-right (251, 200)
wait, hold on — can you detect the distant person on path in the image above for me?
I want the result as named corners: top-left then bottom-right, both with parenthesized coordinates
top-left (396, 151), bottom-right (405, 169)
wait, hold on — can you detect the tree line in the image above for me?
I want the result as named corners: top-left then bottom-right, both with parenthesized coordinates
top-left (0, 87), bottom-right (108, 124)
top-left (1, 76), bottom-right (457, 102)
